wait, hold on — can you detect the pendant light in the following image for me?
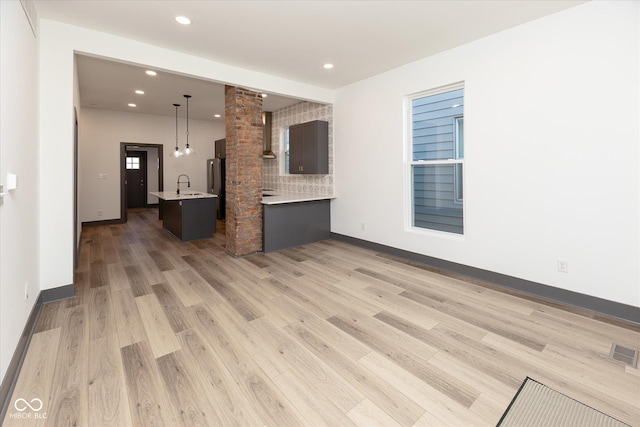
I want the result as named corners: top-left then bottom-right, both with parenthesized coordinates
top-left (183, 94), bottom-right (195, 156)
top-left (171, 103), bottom-right (182, 158)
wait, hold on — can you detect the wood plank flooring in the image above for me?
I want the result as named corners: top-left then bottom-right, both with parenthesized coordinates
top-left (3, 208), bottom-right (639, 426)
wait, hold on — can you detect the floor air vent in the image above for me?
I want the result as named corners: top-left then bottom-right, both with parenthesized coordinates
top-left (609, 343), bottom-right (638, 368)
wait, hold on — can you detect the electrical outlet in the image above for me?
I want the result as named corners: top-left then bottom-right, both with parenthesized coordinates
top-left (557, 259), bottom-right (568, 273)
top-left (98, 210), bottom-right (103, 217)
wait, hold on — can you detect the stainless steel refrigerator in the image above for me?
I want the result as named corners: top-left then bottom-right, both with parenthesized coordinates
top-left (207, 158), bottom-right (225, 219)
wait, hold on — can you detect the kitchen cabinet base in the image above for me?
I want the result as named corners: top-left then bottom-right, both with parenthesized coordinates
top-left (263, 199), bottom-right (330, 253)
top-left (161, 198), bottom-right (216, 242)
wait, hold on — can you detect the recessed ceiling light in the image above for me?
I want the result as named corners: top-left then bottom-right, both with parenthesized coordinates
top-left (135, 90), bottom-right (145, 95)
top-left (261, 93), bottom-right (268, 98)
top-left (128, 103), bottom-right (137, 107)
top-left (145, 70), bottom-right (157, 76)
top-left (214, 114), bottom-right (221, 118)
top-left (175, 16), bottom-right (191, 25)
top-left (323, 63), bottom-right (334, 69)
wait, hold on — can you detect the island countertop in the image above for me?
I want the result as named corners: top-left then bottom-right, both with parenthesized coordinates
top-left (150, 191), bottom-right (217, 201)
top-left (261, 191), bottom-right (335, 205)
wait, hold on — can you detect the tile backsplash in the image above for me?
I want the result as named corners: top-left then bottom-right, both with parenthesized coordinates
top-left (263, 101), bottom-right (334, 195)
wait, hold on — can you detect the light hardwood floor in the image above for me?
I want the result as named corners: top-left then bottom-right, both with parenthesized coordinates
top-left (3, 208), bottom-right (639, 426)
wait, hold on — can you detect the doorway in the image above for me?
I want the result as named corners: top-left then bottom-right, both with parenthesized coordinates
top-left (125, 150), bottom-right (147, 208)
top-left (120, 142), bottom-right (164, 222)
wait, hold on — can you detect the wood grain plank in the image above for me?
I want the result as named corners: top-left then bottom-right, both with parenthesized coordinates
top-left (327, 315), bottom-right (478, 408)
top-left (346, 398), bottom-right (402, 427)
top-left (110, 288), bottom-right (147, 348)
top-left (188, 303), bottom-right (260, 376)
top-left (272, 369), bottom-right (359, 427)
top-left (250, 315), bottom-right (365, 412)
top-left (120, 340), bottom-right (179, 426)
top-left (45, 305), bottom-right (88, 427)
top-left (183, 255), bottom-right (263, 321)
top-left (106, 263), bottom-right (129, 291)
top-left (147, 250), bottom-right (175, 272)
top-left (135, 294), bottom-right (181, 358)
top-left (89, 286), bottom-right (116, 340)
top-left (156, 351), bottom-right (223, 426)
top-left (2, 329), bottom-right (61, 427)
top-left (124, 264), bottom-right (153, 297)
top-left (176, 328), bottom-right (265, 426)
top-left (88, 333), bottom-right (133, 426)
top-left (161, 269), bottom-right (204, 307)
top-left (89, 260), bottom-right (108, 288)
top-left (285, 324), bottom-right (425, 427)
top-left (152, 282), bottom-right (191, 333)
top-left (374, 311), bottom-right (521, 388)
top-left (241, 370), bottom-right (307, 427)
top-left (359, 351), bottom-right (483, 427)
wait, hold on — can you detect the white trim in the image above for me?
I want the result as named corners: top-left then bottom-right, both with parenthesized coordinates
top-left (404, 82), bottom-right (465, 235)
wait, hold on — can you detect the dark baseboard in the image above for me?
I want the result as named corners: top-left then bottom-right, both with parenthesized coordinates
top-left (0, 284), bottom-right (75, 422)
top-left (41, 284), bottom-right (76, 303)
top-left (82, 218), bottom-right (125, 227)
top-left (330, 233), bottom-right (640, 329)
top-left (0, 296), bottom-right (43, 423)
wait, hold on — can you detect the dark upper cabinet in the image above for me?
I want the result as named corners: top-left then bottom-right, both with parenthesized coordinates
top-left (289, 120), bottom-right (328, 174)
top-left (214, 138), bottom-right (226, 159)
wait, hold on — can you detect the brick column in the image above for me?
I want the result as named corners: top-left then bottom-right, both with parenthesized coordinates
top-left (224, 86), bottom-right (263, 256)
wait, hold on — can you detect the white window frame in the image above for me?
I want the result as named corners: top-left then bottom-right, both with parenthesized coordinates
top-left (404, 81), bottom-right (465, 236)
top-left (279, 127), bottom-right (291, 175)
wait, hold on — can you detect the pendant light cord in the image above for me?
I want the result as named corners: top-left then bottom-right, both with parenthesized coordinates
top-left (184, 95), bottom-right (191, 149)
top-left (173, 103), bottom-right (181, 153)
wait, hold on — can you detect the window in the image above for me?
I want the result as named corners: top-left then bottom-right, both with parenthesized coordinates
top-left (409, 85), bottom-right (464, 234)
top-left (283, 127), bottom-right (290, 174)
top-left (126, 157), bottom-right (140, 170)
top-left (279, 127), bottom-right (289, 175)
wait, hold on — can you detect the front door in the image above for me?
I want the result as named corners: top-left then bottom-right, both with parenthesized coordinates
top-left (125, 151), bottom-right (147, 209)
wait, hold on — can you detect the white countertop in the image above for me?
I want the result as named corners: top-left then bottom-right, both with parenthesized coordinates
top-left (261, 191), bottom-right (335, 205)
top-left (150, 190), bottom-right (333, 204)
top-left (150, 191), bottom-right (217, 201)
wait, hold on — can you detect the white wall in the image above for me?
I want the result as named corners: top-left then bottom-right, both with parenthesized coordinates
top-left (333, 1), bottom-right (639, 307)
top-left (0, 1), bottom-right (40, 378)
top-left (80, 108), bottom-right (223, 222)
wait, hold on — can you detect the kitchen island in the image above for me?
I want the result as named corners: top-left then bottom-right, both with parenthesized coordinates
top-left (150, 191), bottom-right (217, 242)
top-left (262, 191), bottom-right (335, 253)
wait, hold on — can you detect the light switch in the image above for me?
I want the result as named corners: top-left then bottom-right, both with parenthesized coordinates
top-left (7, 173), bottom-right (17, 190)
top-left (98, 173), bottom-right (107, 179)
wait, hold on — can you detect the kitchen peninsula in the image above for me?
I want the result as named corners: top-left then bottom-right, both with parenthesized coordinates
top-left (150, 191), bottom-right (217, 242)
top-left (262, 190), bottom-right (335, 252)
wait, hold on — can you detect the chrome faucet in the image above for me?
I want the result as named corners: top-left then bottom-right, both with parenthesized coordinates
top-left (176, 174), bottom-right (191, 194)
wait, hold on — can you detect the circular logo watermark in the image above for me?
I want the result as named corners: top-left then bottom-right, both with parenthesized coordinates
top-left (14, 398), bottom-right (43, 412)
top-left (9, 397), bottom-right (47, 420)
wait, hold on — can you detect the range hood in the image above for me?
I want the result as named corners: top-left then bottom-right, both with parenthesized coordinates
top-left (262, 111), bottom-right (276, 159)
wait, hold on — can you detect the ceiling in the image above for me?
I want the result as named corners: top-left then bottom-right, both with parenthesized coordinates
top-left (75, 55), bottom-right (302, 121)
top-left (36, 0), bottom-right (586, 121)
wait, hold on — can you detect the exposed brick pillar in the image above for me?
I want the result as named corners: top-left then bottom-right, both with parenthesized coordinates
top-left (224, 86), bottom-right (263, 256)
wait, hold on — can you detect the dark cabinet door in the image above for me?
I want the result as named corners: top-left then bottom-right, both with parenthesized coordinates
top-left (214, 138), bottom-right (226, 159)
top-left (289, 120), bottom-right (328, 174)
top-left (289, 124), bottom-right (305, 173)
